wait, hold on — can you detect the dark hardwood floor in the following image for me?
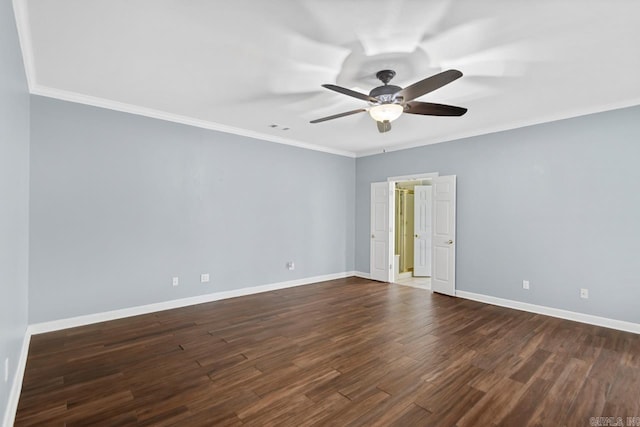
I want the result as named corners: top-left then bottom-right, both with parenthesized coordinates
top-left (15, 277), bottom-right (640, 426)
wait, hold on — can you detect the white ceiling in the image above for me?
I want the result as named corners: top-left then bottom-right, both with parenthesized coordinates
top-left (15, 0), bottom-right (640, 157)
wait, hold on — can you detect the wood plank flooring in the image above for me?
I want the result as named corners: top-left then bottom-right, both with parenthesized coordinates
top-left (15, 277), bottom-right (640, 426)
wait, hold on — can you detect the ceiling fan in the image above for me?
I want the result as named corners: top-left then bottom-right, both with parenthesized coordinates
top-left (310, 69), bottom-right (467, 133)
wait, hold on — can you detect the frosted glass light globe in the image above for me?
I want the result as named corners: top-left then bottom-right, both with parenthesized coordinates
top-left (368, 103), bottom-right (403, 122)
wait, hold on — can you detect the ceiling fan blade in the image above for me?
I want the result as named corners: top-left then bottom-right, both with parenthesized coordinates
top-left (310, 108), bottom-right (367, 124)
top-left (322, 84), bottom-right (378, 103)
top-left (377, 120), bottom-right (391, 133)
top-left (404, 101), bottom-right (468, 116)
top-left (397, 69), bottom-right (463, 102)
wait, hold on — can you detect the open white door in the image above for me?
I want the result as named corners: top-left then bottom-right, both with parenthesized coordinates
top-left (370, 182), bottom-right (391, 282)
top-left (431, 176), bottom-right (456, 296)
top-left (413, 185), bottom-right (432, 277)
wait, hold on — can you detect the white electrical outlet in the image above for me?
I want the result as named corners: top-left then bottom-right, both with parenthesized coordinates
top-left (286, 261), bottom-right (295, 271)
top-left (580, 288), bottom-right (589, 299)
top-left (4, 358), bottom-right (8, 383)
top-left (172, 277), bottom-right (179, 287)
top-left (522, 280), bottom-right (530, 290)
top-left (200, 273), bottom-right (210, 283)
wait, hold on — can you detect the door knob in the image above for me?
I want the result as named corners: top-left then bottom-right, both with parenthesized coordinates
top-left (414, 234), bottom-right (419, 238)
top-left (371, 234), bottom-right (375, 239)
top-left (447, 240), bottom-right (454, 244)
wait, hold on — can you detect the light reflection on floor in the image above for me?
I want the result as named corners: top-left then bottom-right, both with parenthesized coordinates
top-left (393, 275), bottom-right (431, 290)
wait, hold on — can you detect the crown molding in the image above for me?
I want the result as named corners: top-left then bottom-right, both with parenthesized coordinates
top-left (29, 85), bottom-right (640, 160)
top-left (12, 0), bottom-right (36, 90)
top-left (30, 85), bottom-right (356, 158)
top-left (355, 98), bottom-right (640, 157)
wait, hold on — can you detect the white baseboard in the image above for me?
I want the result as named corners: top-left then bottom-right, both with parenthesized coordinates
top-left (3, 331), bottom-right (31, 427)
top-left (14, 275), bottom-right (636, 426)
top-left (353, 271), bottom-right (371, 279)
top-left (456, 290), bottom-right (640, 335)
top-left (345, 274), bottom-right (638, 334)
top-left (4, 271), bottom-right (357, 425)
top-left (6, 271), bottom-right (366, 426)
top-left (29, 271), bottom-right (356, 335)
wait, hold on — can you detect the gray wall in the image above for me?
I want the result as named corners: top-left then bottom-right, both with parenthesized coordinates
top-left (356, 105), bottom-right (640, 324)
top-left (29, 97), bottom-right (355, 323)
top-left (0, 0), bottom-right (30, 419)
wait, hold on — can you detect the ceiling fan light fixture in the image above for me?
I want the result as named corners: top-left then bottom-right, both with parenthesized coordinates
top-left (368, 103), bottom-right (404, 122)
top-left (310, 69), bottom-right (466, 130)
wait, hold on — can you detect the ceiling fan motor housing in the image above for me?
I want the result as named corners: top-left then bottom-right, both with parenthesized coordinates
top-left (370, 69), bottom-right (402, 104)
top-left (369, 85), bottom-right (403, 103)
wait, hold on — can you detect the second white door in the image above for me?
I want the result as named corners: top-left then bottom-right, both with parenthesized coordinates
top-left (413, 185), bottom-right (432, 277)
top-left (431, 175), bottom-right (456, 296)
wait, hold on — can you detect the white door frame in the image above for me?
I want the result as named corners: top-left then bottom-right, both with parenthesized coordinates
top-left (386, 173), bottom-right (440, 282)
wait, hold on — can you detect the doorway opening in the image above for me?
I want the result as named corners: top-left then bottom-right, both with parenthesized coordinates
top-left (390, 174), bottom-right (436, 290)
top-left (395, 184), bottom-right (415, 278)
top-left (393, 180), bottom-right (432, 289)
